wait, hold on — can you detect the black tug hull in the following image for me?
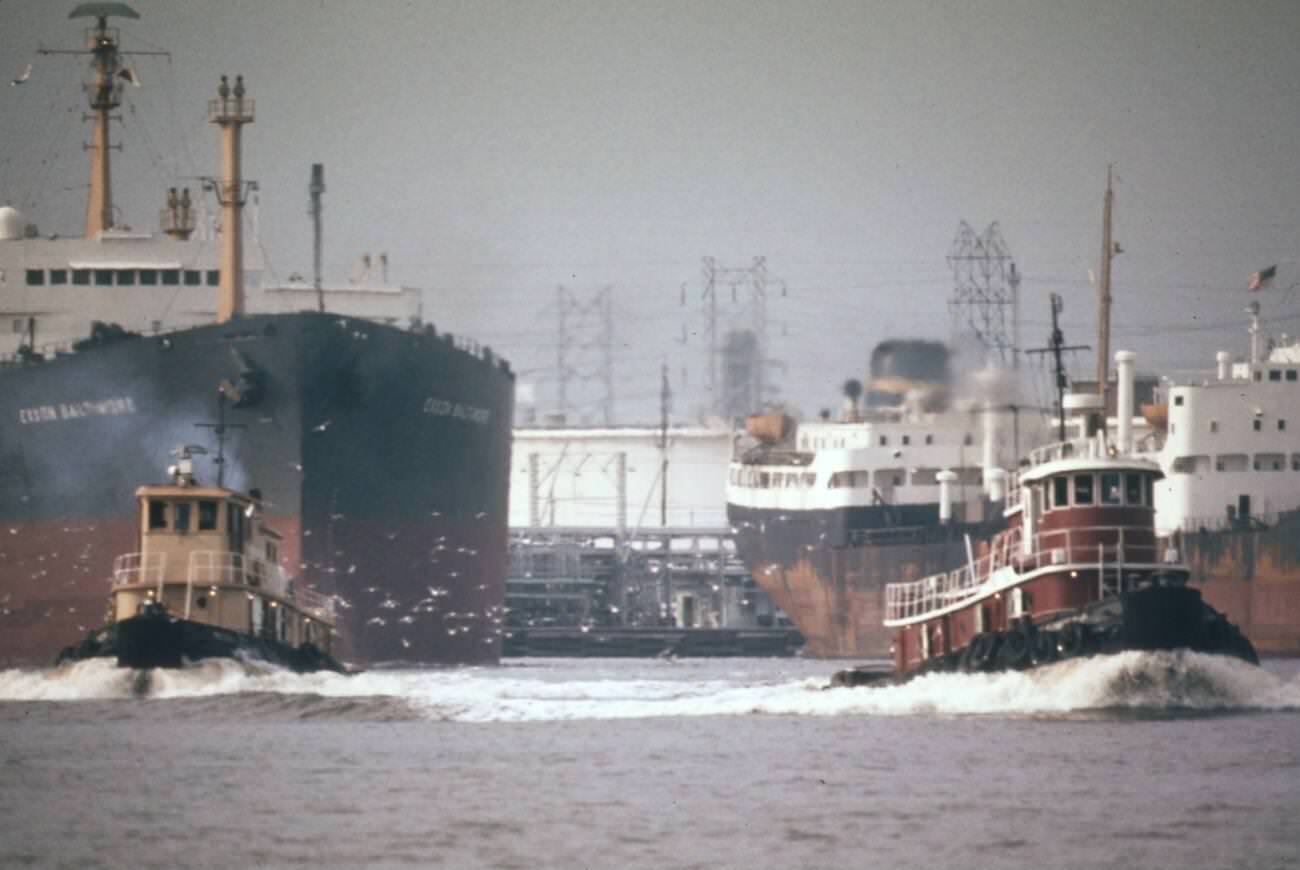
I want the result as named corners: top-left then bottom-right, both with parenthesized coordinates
top-left (831, 584), bottom-right (1259, 688)
top-left (56, 610), bottom-right (346, 674)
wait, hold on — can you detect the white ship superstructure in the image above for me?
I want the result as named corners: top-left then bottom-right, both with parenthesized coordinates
top-left (727, 405), bottom-right (1015, 525)
top-left (1146, 306), bottom-right (1300, 535)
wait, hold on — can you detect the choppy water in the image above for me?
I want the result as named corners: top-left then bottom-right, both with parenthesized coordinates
top-left (2, 654), bottom-right (1298, 869)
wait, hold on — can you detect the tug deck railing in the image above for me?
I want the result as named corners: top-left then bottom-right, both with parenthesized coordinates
top-left (883, 525), bottom-right (1177, 623)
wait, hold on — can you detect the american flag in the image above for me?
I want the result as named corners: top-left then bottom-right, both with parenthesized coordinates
top-left (1248, 265), bottom-right (1277, 292)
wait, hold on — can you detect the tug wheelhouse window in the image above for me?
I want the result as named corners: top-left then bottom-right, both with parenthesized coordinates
top-left (1100, 472), bottom-right (1121, 505)
top-left (1073, 474), bottom-right (1094, 505)
top-left (227, 503), bottom-right (245, 552)
top-left (1052, 476), bottom-right (1068, 509)
top-left (198, 500), bottom-right (218, 531)
top-left (174, 502), bottom-right (191, 533)
top-left (1125, 473), bottom-right (1143, 506)
top-left (148, 500), bottom-right (168, 530)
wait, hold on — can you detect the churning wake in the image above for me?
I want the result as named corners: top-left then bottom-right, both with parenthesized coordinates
top-left (1, 652), bottom-right (1297, 721)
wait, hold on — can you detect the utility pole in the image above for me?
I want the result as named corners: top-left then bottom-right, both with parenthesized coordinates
top-left (660, 363), bottom-right (670, 527)
top-left (1026, 293), bottom-right (1089, 441)
top-left (309, 163), bottom-right (325, 312)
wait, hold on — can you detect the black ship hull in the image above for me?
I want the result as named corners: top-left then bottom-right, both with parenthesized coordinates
top-left (0, 312), bottom-right (513, 667)
top-left (831, 584), bottom-right (1259, 688)
top-left (728, 500), bottom-right (1000, 658)
top-left (55, 606), bottom-right (345, 673)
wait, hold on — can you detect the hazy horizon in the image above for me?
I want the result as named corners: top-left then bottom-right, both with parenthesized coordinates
top-left (3, 0), bottom-right (1298, 423)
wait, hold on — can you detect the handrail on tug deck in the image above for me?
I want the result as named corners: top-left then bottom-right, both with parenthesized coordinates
top-left (110, 550), bottom-right (334, 622)
top-left (882, 524), bottom-right (1180, 624)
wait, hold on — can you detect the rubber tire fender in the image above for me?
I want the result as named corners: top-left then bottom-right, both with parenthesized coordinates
top-left (1058, 622), bottom-right (1091, 659)
top-left (962, 632), bottom-right (999, 672)
top-left (1031, 629), bottom-right (1058, 665)
top-left (998, 627), bottom-right (1033, 670)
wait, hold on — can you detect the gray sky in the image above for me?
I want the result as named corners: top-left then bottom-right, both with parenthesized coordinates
top-left (3, 0), bottom-right (1298, 422)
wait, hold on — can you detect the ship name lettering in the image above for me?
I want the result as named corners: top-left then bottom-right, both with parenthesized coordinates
top-left (18, 396), bottom-right (137, 425)
top-left (422, 397), bottom-right (491, 425)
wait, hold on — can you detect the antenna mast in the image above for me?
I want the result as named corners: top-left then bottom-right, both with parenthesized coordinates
top-left (1026, 293), bottom-right (1089, 441)
top-left (196, 392), bottom-right (247, 488)
top-left (1096, 165), bottom-right (1120, 408)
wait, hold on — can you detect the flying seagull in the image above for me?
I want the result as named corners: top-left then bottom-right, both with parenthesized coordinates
top-left (11, 63), bottom-right (32, 86)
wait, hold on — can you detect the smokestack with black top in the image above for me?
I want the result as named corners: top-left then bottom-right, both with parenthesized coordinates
top-left (841, 378), bottom-right (862, 422)
top-left (209, 74), bottom-right (255, 322)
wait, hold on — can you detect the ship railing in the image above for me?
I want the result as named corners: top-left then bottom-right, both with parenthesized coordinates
top-left (884, 525), bottom-right (1176, 622)
top-left (187, 551), bottom-right (289, 599)
top-left (1, 318), bottom-right (510, 370)
top-left (1170, 511), bottom-right (1282, 534)
top-left (111, 552), bottom-right (167, 589)
top-left (292, 584), bottom-right (336, 624)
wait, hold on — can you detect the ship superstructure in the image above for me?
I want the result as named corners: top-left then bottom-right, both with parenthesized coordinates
top-left (726, 340), bottom-right (1048, 656)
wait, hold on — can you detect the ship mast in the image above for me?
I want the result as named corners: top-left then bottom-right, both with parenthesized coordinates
top-left (1096, 165), bottom-right (1120, 410)
top-left (209, 75), bottom-right (255, 322)
top-left (38, 4), bottom-right (157, 239)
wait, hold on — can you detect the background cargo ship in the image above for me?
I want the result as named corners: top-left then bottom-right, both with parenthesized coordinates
top-left (727, 304), bottom-right (1300, 659)
top-left (727, 340), bottom-right (1038, 657)
top-left (0, 5), bottom-right (513, 666)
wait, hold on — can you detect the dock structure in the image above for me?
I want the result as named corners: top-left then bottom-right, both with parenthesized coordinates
top-left (505, 525), bottom-right (798, 656)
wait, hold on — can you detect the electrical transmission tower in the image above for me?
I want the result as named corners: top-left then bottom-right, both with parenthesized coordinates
top-left (947, 221), bottom-right (1021, 368)
top-left (553, 285), bottom-right (615, 425)
top-left (681, 257), bottom-right (787, 418)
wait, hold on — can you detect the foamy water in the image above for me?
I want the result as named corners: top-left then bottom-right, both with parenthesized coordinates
top-left (3, 651), bottom-right (1297, 720)
top-left (4, 655), bottom-right (1299, 870)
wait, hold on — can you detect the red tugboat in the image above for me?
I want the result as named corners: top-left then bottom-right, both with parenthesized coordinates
top-left (831, 432), bottom-right (1257, 687)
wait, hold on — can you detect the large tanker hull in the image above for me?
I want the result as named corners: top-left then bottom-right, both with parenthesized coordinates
top-left (729, 502), bottom-right (998, 658)
top-left (730, 502), bottom-right (1300, 658)
top-left (1180, 512), bottom-right (1300, 655)
top-left (0, 312), bottom-right (513, 667)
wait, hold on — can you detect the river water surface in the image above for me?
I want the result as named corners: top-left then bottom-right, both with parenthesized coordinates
top-left (2, 653), bottom-right (1298, 869)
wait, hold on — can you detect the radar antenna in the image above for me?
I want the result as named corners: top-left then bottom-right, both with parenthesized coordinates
top-left (195, 391), bottom-right (247, 488)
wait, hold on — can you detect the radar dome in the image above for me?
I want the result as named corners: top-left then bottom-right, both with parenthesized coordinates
top-left (0, 205), bottom-right (24, 241)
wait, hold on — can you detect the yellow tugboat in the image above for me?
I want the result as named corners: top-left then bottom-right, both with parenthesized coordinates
top-left (57, 445), bottom-right (344, 673)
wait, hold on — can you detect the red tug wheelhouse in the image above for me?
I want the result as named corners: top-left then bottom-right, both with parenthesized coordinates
top-left (832, 432), bottom-right (1257, 687)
